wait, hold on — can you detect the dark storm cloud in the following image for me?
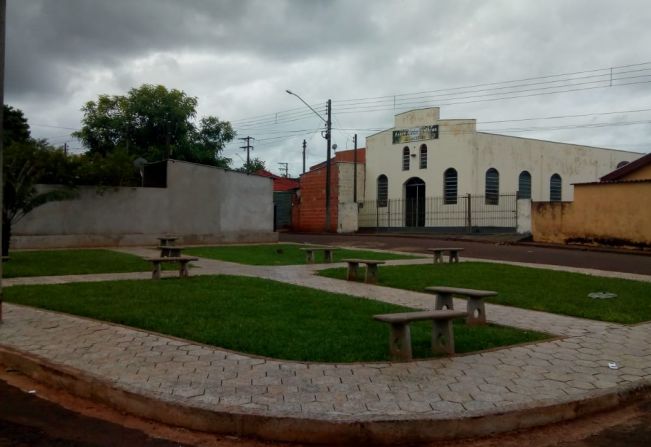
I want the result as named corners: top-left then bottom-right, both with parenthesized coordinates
top-left (6, 0), bottom-right (379, 98)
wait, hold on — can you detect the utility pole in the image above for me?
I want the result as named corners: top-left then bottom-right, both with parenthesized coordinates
top-left (325, 99), bottom-right (332, 232)
top-left (278, 162), bottom-right (289, 177)
top-left (302, 139), bottom-right (306, 174)
top-left (239, 136), bottom-right (254, 173)
top-left (353, 134), bottom-right (358, 204)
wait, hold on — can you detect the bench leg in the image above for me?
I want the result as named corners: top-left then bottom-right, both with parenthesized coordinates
top-left (432, 319), bottom-right (455, 355)
top-left (450, 251), bottom-right (459, 263)
top-left (466, 298), bottom-right (486, 326)
top-left (346, 263), bottom-right (359, 281)
top-left (305, 250), bottom-right (315, 264)
top-left (365, 264), bottom-right (379, 284)
top-left (151, 262), bottom-right (162, 280)
top-left (433, 251), bottom-right (443, 264)
top-left (435, 292), bottom-right (454, 310)
top-left (180, 261), bottom-right (190, 278)
top-left (389, 323), bottom-right (412, 362)
top-left (324, 249), bottom-right (334, 263)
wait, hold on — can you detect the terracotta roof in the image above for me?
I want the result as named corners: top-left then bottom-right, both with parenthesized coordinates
top-left (254, 169), bottom-right (299, 191)
top-left (600, 152), bottom-right (651, 181)
top-left (574, 178), bottom-right (651, 186)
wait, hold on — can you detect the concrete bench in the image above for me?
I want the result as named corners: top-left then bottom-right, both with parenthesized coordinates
top-left (341, 258), bottom-right (386, 284)
top-left (144, 256), bottom-right (198, 280)
top-left (424, 286), bottom-right (497, 326)
top-left (373, 310), bottom-right (468, 361)
top-left (157, 236), bottom-right (178, 247)
top-left (300, 246), bottom-right (335, 264)
top-left (426, 247), bottom-right (464, 264)
top-left (158, 245), bottom-right (187, 258)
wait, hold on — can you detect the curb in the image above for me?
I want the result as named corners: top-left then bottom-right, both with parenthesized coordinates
top-left (2, 345), bottom-right (650, 445)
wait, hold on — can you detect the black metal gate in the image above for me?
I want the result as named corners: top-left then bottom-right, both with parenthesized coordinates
top-left (359, 193), bottom-right (517, 233)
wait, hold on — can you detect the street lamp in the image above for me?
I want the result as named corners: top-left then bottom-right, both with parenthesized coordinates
top-left (286, 90), bottom-right (333, 232)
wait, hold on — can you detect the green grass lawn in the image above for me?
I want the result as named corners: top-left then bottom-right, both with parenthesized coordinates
top-left (183, 243), bottom-right (420, 265)
top-left (5, 275), bottom-right (547, 362)
top-left (3, 249), bottom-right (168, 278)
top-left (319, 262), bottom-right (651, 324)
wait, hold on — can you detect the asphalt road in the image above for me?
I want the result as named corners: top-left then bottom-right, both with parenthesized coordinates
top-left (280, 232), bottom-right (651, 275)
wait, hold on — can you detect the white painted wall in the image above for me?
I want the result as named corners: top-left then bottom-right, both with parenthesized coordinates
top-left (14, 160), bottom-right (277, 248)
top-left (365, 107), bottom-right (642, 204)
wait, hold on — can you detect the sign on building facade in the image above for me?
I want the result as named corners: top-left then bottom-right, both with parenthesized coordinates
top-left (392, 124), bottom-right (439, 144)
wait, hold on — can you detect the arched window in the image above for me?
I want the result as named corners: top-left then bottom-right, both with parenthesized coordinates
top-left (518, 171), bottom-right (531, 199)
top-left (444, 168), bottom-right (458, 204)
top-left (550, 174), bottom-right (562, 202)
top-left (377, 175), bottom-right (388, 207)
top-left (402, 147), bottom-right (410, 171)
top-left (617, 161), bottom-right (629, 169)
top-left (419, 144), bottom-right (427, 169)
top-left (485, 168), bottom-right (499, 205)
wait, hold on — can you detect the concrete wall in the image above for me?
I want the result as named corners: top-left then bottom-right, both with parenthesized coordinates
top-left (14, 160), bottom-right (277, 248)
top-left (336, 162), bottom-right (365, 233)
top-left (531, 182), bottom-right (651, 246)
top-left (516, 199), bottom-right (532, 235)
top-left (365, 107), bottom-right (642, 204)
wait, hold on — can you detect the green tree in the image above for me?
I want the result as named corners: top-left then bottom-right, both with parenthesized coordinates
top-left (3, 139), bottom-right (77, 256)
top-left (236, 157), bottom-right (266, 174)
top-left (3, 105), bottom-right (31, 146)
top-left (73, 84), bottom-right (235, 166)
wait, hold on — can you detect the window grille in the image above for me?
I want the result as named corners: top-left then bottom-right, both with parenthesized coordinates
top-left (444, 168), bottom-right (457, 204)
top-left (402, 147), bottom-right (410, 171)
top-left (485, 168), bottom-right (499, 205)
top-left (518, 171), bottom-right (531, 199)
top-left (377, 175), bottom-right (388, 207)
top-left (419, 144), bottom-right (427, 169)
top-left (550, 174), bottom-right (562, 201)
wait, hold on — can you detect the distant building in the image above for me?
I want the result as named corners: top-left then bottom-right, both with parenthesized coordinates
top-left (361, 107), bottom-right (641, 232)
top-left (532, 152), bottom-right (651, 247)
top-left (254, 169), bottom-right (299, 230)
top-left (291, 148), bottom-right (365, 232)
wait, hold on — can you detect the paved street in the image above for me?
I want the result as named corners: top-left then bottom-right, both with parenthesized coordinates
top-left (280, 232), bottom-right (651, 275)
top-left (1, 248), bottom-right (651, 444)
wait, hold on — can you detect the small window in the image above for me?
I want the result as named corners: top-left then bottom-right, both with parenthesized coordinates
top-left (402, 147), bottom-right (410, 171)
top-left (616, 161), bottom-right (629, 169)
top-left (443, 168), bottom-right (457, 204)
top-left (419, 144), bottom-right (427, 169)
top-left (377, 175), bottom-right (388, 207)
top-left (518, 171), bottom-right (531, 199)
top-left (485, 168), bottom-right (499, 205)
top-left (550, 174), bottom-right (562, 201)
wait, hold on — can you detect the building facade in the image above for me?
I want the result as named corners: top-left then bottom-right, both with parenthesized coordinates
top-left (292, 149), bottom-right (365, 232)
top-left (362, 107), bottom-right (641, 231)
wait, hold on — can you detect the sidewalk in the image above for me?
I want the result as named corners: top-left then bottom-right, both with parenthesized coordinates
top-left (1, 249), bottom-right (651, 444)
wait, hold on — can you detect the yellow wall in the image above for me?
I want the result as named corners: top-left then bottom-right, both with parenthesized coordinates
top-left (620, 163), bottom-right (651, 181)
top-left (532, 182), bottom-right (651, 246)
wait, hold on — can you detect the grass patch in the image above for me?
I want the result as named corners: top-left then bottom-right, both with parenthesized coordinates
top-left (5, 275), bottom-right (547, 362)
top-left (184, 243), bottom-right (420, 265)
top-left (319, 262), bottom-right (651, 324)
top-left (2, 249), bottom-right (170, 278)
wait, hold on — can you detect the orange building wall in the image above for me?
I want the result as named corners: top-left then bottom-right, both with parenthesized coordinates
top-left (291, 164), bottom-right (339, 232)
top-left (532, 181), bottom-right (651, 246)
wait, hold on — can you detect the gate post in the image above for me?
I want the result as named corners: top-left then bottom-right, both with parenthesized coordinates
top-left (466, 193), bottom-right (472, 232)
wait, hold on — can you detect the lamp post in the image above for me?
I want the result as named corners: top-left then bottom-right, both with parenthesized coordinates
top-left (286, 90), bottom-right (332, 232)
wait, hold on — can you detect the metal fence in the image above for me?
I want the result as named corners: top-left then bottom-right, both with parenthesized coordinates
top-left (359, 193), bottom-right (517, 232)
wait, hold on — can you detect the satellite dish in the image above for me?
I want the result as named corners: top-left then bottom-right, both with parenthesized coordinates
top-left (332, 144), bottom-right (338, 151)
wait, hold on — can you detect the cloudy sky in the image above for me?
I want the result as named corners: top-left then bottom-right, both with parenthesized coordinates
top-left (7, 0), bottom-right (651, 176)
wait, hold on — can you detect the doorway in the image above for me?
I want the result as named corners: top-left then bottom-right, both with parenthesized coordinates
top-left (405, 177), bottom-right (425, 227)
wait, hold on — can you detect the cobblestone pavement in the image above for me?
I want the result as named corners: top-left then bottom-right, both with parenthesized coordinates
top-left (1, 247), bottom-right (651, 424)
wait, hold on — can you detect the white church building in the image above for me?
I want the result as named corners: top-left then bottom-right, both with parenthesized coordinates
top-left (360, 107), bottom-right (641, 231)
